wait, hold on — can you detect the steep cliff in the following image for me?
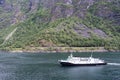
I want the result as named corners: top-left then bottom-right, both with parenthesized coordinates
top-left (0, 0), bottom-right (119, 26)
top-left (0, 0), bottom-right (120, 50)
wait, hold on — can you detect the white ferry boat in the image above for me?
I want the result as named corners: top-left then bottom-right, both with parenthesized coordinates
top-left (59, 54), bottom-right (107, 66)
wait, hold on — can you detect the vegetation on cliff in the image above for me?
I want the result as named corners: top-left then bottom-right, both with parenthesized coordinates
top-left (0, 0), bottom-right (120, 51)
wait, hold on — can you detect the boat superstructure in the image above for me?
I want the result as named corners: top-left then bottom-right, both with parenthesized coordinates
top-left (59, 54), bottom-right (107, 66)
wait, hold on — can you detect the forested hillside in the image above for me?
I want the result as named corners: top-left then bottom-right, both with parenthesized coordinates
top-left (0, 0), bottom-right (120, 51)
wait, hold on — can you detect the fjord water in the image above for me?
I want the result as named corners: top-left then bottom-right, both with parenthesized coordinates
top-left (0, 52), bottom-right (120, 80)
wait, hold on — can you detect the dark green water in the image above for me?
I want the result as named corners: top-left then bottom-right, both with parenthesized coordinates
top-left (0, 52), bottom-right (120, 80)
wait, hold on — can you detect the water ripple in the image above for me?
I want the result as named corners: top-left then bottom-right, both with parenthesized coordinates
top-left (108, 63), bottom-right (120, 66)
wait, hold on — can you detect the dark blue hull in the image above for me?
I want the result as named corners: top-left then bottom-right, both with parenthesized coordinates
top-left (60, 62), bottom-right (107, 67)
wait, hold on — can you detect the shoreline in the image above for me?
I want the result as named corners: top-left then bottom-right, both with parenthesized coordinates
top-left (9, 47), bottom-right (109, 53)
top-left (1, 47), bottom-right (119, 53)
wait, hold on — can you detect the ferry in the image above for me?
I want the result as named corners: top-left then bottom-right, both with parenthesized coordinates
top-left (59, 54), bottom-right (107, 66)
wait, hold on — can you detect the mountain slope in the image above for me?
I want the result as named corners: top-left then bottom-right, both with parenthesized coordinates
top-left (0, 0), bottom-right (120, 51)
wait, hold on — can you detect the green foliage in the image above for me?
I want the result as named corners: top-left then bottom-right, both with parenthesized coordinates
top-left (0, 0), bottom-right (120, 51)
top-left (20, 0), bottom-right (30, 13)
top-left (56, 3), bottom-right (73, 8)
top-left (88, 0), bottom-right (120, 36)
top-left (0, 15), bottom-right (120, 50)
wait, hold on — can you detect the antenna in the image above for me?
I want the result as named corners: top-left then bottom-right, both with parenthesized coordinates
top-left (70, 53), bottom-right (73, 57)
top-left (90, 51), bottom-right (93, 58)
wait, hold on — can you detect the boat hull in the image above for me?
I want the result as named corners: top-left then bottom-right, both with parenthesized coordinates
top-left (60, 62), bottom-right (107, 67)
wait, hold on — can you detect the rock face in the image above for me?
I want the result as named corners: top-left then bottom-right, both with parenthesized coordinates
top-left (0, 0), bottom-right (96, 24)
top-left (0, 0), bottom-right (120, 28)
top-left (0, 0), bottom-right (5, 5)
top-left (89, 0), bottom-right (120, 25)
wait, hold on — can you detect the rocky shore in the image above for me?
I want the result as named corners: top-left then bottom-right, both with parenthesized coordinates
top-left (8, 47), bottom-right (109, 53)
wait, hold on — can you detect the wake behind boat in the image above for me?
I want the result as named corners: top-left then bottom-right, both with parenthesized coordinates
top-left (59, 54), bottom-right (107, 66)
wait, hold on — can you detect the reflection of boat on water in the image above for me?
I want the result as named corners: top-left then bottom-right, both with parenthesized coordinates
top-left (59, 54), bottom-right (107, 66)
